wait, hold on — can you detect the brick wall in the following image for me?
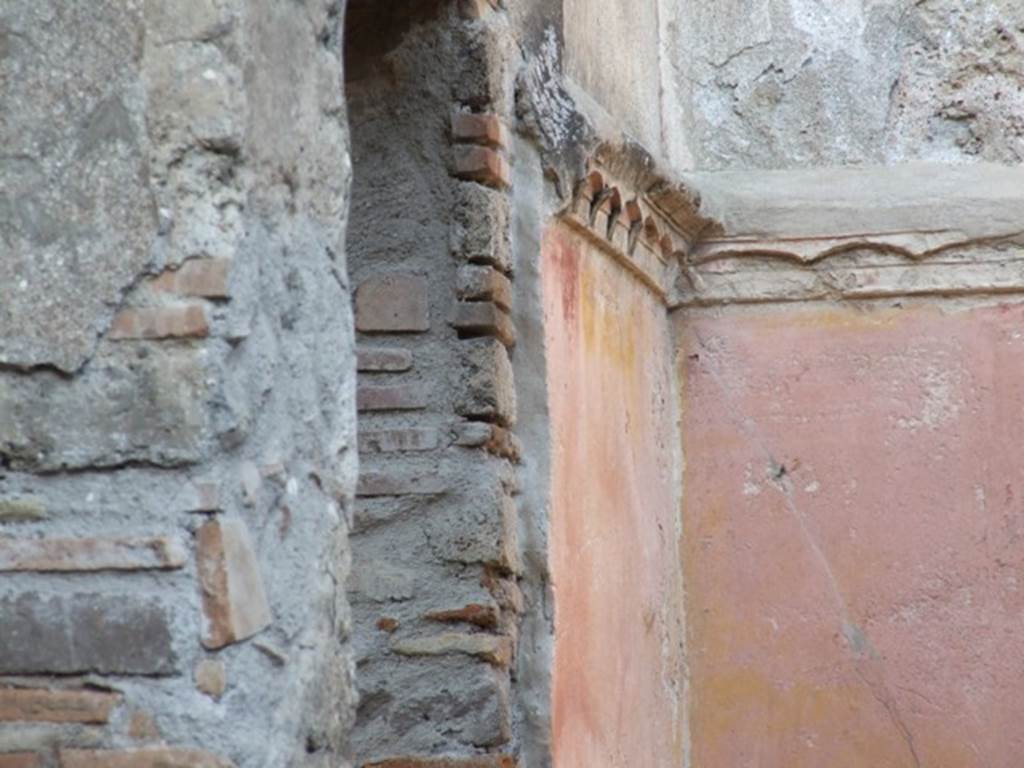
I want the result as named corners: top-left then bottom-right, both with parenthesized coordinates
top-left (344, 2), bottom-right (522, 765)
top-left (0, 1), bottom-right (357, 765)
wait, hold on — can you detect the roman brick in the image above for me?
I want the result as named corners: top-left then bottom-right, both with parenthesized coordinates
top-left (355, 275), bottom-right (430, 333)
top-left (359, 428), bottom-right (439, 453)
top-left (452, 302), bottom-right (516, 348)
top-left (150, 258), bottom-right (230, 298)
top-left (0, 498), bottom-right (46, 522)
top-left (196, 518), bottom-right (271, 649)
top-left (0, 688), bottom-right (121, 724)
top-left (451, 113), bottom-right (508, 150)
top-left (0, 755), bottom-right (42, 768)
top-left (424, 604), bottom-right (500, 630)
top-left (456, 265), bottom-right (512, 311)
top-left (59, 749), bottom-right (235, 768)
top-left (357, 472), bottom-right (448, 498)
top-left (390, 633), bottom-right (513, 667)
top-left (453, 147), bottom-right (510, 190)
top-left (365, 759), bottom-right (515, 768)
top-left (0, 536), bottom-right (186, 572)
top-left (357, 346), bottom-right (414, 372)
top-left (109, 305), bottom-right (209, 340)
top-left (357, 385), bottom-right (428, 412)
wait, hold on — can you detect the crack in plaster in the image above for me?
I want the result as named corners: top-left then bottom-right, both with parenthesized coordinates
top-left (691, 328), bottom-right (923, 765)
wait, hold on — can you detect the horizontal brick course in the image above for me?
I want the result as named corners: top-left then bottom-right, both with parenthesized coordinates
top-left (391, 633), bottom-right (513, 667)
top-left (456, 266), bottom-right (512, 311)
top-left (0, 687), bottom-right (121, 724)
top-left (59, 749), bottom-right (235, 768)
top-left (357, 384), bottom-right (428, 412)
top-left (0, 754), bottom-right (42, 768)
top-left (356, 275), bottom-right (430, 333)
top-left (109, 304), bottom-right (209, 340)
top-left (452, 302), bottom-right (516, 348)
top-left (453, 147), bottom-right (510, 190)
top-left (151, 258), bottom-right (230, 298)
top-left (0, 536), bottom-right (186, 572)
top-left (365, 759), bottom-right (514, 768)
top-left (357, 347), bottom-right (413, 372)
top-left (357, 472), bottom-right (449, 498)
top-left (452, 113), bottom-right (508, 150)
top-left (360, 428), bottom-right (439, 453)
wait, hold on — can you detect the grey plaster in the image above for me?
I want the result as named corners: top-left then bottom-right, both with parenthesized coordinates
top-left (674, 0), bottom-right (1024, 170)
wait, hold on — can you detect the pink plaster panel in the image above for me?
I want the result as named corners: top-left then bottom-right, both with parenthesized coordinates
top-left (678, 303), bottom-right (1024, 767)
top-left (544, 226), bottom-right (685, 768)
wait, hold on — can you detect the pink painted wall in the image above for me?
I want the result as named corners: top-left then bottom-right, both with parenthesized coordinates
top-left (543, 226), bottom-right (686, 768)
top-left (677, 303), bottom-right (1024, 767)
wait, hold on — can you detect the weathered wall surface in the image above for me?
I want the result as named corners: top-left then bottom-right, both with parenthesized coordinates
top-left (0, 1), bottom-right (356, 765)
top-left (678, 301), bottom-right (1024, 766)
top-left (543, 225), bottom-right (685, 768)
top-left (674, 0), bottom-right (1024, 169)
top-left (345, 3), bottom-right (525, 766)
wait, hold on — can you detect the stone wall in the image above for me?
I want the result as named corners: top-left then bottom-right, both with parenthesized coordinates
top-left (674, 0), bottom-right (1024, 169)
top-left (0, 1), bottom-right (357, 765)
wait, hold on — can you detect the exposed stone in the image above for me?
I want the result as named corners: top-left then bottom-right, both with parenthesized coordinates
top-left (355, 275), bottom-right (430, 333)
top-left (0, 536), bottom-right (187, 572)
top-left (194, 660), bottom-right (226, 701)
top-left (0, 688), bottom-right (121, 724)
top-left (196, 518), bottom-right (271, 649)
top-left (391, 633), bottom-right (513, 667)
top-left (59, 749), bottom-right (235, 768)
top-left (455, 339), bottom-right (516, 427)
top-left (127, 710), bottom-right (161, 742)
top-left (451, 183), bottom-right (512, 273)
top-left (0, 349), bottom-right (207, 471)
top-left (452, 423), bottom-right (521, 461)
top-left (0, 593), bottom-right (176, 675)
top-left (0, 498), bottom-right (47, 523)
top-left (357, 347), bottom-right (414, 372)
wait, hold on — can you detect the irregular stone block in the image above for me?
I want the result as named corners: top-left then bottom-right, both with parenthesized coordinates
top-left (196, 518), bottom-right (271, 649)
top-left (0, 593), bottom-right (176, 675)
top-left (194, 660), bottom-right (226, 700)
top-left (0, 2), bottom-right (156, 373)
top-left (451, 183), bottom-right (512, 273)
top-left (0, 688), bottom-right (121, 724)
top-left (0, 498), bottom-right (47, 523)
top-left (59, 749), bottom-right (235, 768)
top-left (0, 349), bottom-right (207, 471)
top-left (355, 275), bottom-right (430, 333)
top-left (455, 338), bottom-right (516, 426)
top-left (0, 536), bottom-right (186, 572)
